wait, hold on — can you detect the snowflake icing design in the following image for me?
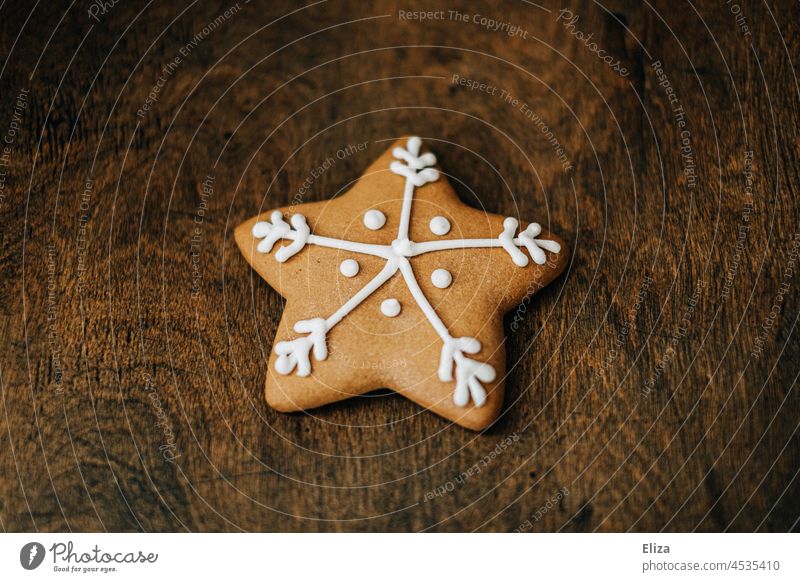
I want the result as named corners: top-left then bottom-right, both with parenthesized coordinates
top-left (251, 136), bottom-right (561, 407)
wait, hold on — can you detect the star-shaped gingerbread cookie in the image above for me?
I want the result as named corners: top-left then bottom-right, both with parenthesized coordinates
top-left (235, 136), bottom-right (568, 430)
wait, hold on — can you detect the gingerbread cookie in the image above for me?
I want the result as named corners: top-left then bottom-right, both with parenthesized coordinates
top-left (235, 136), bottom-right (568, 430)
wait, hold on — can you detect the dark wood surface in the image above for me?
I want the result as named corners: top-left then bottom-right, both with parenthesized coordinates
top-left (1, 0), bottom-right (798, 532)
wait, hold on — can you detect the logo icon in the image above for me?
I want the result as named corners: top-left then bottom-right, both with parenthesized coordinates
top-left (20, 542), bottom-right (46, 570)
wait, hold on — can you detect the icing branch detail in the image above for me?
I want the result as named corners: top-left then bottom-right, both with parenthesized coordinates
top-left (498, 217), bottom-right (561, 266)
top-left (439, 338), bottom-right (497, 407)
top-left (389, 136), bottom-right (439, 186)
top-left (407, 221), bottom-right (562, 265)
top-left (499, 217), bottom-right (528, 266)
top-left (273, 260), bottom-right (399, 377)
top-left (399, 260), bottom-right (496, 408)
top-left (274, 318), bottom-right (327, 377)
top-left (391, 136), bottom-right (440, 241)
top-left (252, 136), bottom-right (561, 407)
top-left (253, 210), bottom-right (391, 259)
top-left (517, 222), bottom-right (561, 265)
top-left (252, 211), bottom-right (310, 262)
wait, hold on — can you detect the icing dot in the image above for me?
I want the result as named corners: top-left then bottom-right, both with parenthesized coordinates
top-left (380, 298), bottom-right (401, 317)
top-left (339, 259), bottom-right (359, 277)
top-left (429, 216), bottom-right (451, 236)
top-left (363, 209), bottom-right (386, 230)
top-left (431, 268), bottom-right (452, 289)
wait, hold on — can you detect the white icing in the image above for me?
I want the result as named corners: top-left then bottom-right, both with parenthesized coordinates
top-left (398, 258), bottom-right (495, 407)
top-left (431, 268), bottom-right (452, 289)
top-left (339, 259), bottom-right (359, 277)
top-left (380, 298), bottom-right (401, 317)
top-left (250, 136), bottom-right (561, 407)
top-left (274, 317), bottom-right (327, 377)
top-left (391, 136), bottom-right (439, 241)
top-left (251, 211), bottom-right (310, 263)
top-left (309, 234), bottom-right (392, 258)
top-left (499, 217), bottom-right (528, 267)
top-left (363, 209), bottom-right (386, 230)
top-left (391, 237), bottom-right (413, 257)
top-left (452, 350), bottom-right (495, 407)
top-left (439, 339), bottom-right (496, 407)
top-left (429, 216), bottom-right (451, 236)
top-left (273, 260), bottom-right (399, 376)
top-left (519, 222), bottom-right (561, 264)
top-left (325, 259), bottom-right (399, 329)
top-left (254, 214), bottom-right (392, 258)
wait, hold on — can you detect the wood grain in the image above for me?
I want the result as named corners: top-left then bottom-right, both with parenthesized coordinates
top-left (0, 0), bottom-right (798, 532)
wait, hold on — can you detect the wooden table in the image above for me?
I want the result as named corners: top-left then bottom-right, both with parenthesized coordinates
top-left (1, 0), bottom-right (798, 532)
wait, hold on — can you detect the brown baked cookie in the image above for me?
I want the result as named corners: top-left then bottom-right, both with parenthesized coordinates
top-left (235, 137), bottom-right (568, 430)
